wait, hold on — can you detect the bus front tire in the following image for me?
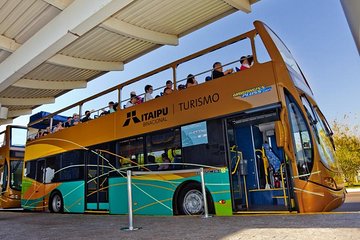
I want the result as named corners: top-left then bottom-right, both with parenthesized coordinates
top-left (178, 183), bottom-right (214, 215)
top-left (49, 192), bottom-right (64, 213)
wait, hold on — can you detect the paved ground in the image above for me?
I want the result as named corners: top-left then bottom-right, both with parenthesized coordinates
top-left (0, 191), bottom-right (359, 240)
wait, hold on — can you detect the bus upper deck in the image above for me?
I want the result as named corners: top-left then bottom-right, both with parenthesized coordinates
top-left (23, 21), bottom-right (344, 215)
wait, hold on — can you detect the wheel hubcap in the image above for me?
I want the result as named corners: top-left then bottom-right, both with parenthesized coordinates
top-left (183, 189), bottom-right (204, 215)
top-left (52, 195), bottom-right (61, 212)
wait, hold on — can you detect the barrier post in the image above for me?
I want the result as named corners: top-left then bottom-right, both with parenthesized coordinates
top-left (121, 170), bottom-right (140, 231)
top-left (200, 168), bottom-right (211, 218)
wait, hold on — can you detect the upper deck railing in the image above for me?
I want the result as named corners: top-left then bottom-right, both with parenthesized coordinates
top-left (28, 26), bottom-right (261, 137)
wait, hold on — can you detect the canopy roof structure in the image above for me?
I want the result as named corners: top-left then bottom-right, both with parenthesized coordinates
top-left (341, 0), bottom-right (360, 54)
top-left (0, 0), bottom-right (259, 125)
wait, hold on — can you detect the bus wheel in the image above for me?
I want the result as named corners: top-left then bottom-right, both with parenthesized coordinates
top-left (178, 183), bottom-right (207, 215)
top-left (49, 192), bottom-right (63, 213)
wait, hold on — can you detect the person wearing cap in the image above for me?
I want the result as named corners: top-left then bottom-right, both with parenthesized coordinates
top-left (130, 91), bottom-right (142, 104)
top-left (239, 55), bottom-right (253, 71)
top-left (72, 113), bottom-right (80, 125)
top-left (144, 85), bottom-right (154, 102)
top-left (211, 62), bottom-right (233, 79)
top-left (125, 95), bottom-right (138, 108)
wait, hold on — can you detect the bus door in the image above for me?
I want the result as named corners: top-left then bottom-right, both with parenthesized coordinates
top-left (85, 146), bottom-right (115, 211)
top-left (226, 108), bottom-right (292, 212)
top-left (35, 159), bottom-right (46, 211)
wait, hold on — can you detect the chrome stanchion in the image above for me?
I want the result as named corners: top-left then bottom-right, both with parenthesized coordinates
top-left (200, 168), bottom-right (212, 218)
top-left (121, 170), bottom-right (140, 231)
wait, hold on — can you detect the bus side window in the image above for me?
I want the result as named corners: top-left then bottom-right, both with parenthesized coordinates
top-left (1, 162), bottom-right (8, 191)
top-left (25, 161), bottom-right (37, 180)
top-left (36, 160), bottom-right (45, 183)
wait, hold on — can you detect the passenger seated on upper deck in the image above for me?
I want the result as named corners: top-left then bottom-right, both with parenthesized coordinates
top-left (163, 80), bottom-right (174, 95)
top-left (108, 101), bottom-right (117, 113)
top-left (130, 91), bottom-right (142, 104)
top-left (81, 110), bottom-right (92, 122)
top-left (163, 87), bottom-right (173, 95)
top-left (53, 122), bottom-right (64, 132)
top-left (186, 74), bottom-right (198, 88)
top-left (237, 55), bottom-right (253, 71)
top-left (211, 62), bottom-right (233, 79)
top-left (125, 95), bottom-right (138, 108)
top-left (72, 113), bottom-right (80, 125)
top-left (178, 84), bottom-right (186, 90)
top-left (64, 116), bottom-right (72, 128)
top-left (164, 80), bottom-right (173, 91)
top-left (144, 85), bottom-right (154, 102)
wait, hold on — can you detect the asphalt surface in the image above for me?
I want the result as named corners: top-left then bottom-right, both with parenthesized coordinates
top-left (0, 191), bottom-right (359, 240)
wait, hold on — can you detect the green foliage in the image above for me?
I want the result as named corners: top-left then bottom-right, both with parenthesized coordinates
top-left (332, 116), bottom-right (360, 184)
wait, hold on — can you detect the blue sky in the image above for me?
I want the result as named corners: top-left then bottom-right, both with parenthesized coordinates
top-left (9, 0), bottom-right (360, 129)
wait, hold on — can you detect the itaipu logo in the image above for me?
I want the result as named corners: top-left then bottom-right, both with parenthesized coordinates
top-left (123, 108), bottom-right (168, 127)
top-left (233, 86), bottom-right (272, 98)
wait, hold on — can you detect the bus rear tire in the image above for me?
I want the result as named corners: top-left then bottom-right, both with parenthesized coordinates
top-left (178, 183), bottom-right (214, 215)
top-left (49, 191), bottom-right (64, 213)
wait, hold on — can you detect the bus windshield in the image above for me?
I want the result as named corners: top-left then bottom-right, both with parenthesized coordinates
top-left (11, 127), bottom-right (27, 147)
top-left (10, 160), bottom-right (23, 191)
top-left (263, 24), bottom-right (313, 97)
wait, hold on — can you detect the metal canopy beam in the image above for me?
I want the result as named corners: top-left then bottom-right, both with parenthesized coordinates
top-left (47, 55), bottom-right (124, 71)
top-left (0, 34), bottom-right (123, 71)
top-left (7, 109), bottom-right (33, 118)
top-left (0, 0), bottom-right (135, 93)
top-left (13, 78), bottom-right (87, 90)
top-left (43, 0), bottom-right (179, 46)
top-left (0, 35), bottom-right (21, 52)
top-left (0, 97), bottom-right (55, 105)
top-left (101, 18), bottom-right (179, 46)
top-left (42, 0), bottom-right (74, 10)
top-left (223, 0), bottom-right (251, 13)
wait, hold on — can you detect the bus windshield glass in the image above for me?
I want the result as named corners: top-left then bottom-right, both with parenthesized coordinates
top-left (263, 24), bottom-right (313, 97)
top-left (11, 127), bottom-right (27, 147)
top-left (10, 160), bottom-right (23, 191)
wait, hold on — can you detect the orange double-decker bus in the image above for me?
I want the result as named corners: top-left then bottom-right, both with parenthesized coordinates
top-left (22, 21), bottom-right (344, 215)
top-left (0, 125), bottom-right (27, 208)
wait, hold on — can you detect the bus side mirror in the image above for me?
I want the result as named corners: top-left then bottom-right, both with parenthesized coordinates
top-left (275, 121), bottom-right (285, 148)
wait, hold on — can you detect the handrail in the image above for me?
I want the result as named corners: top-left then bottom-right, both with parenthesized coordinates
top-left (230, 147), bottom-right (243, 175)
top-left (132, 167), bottom-right (219, 176)
top-left (280, 163), bottom-right (288, 207)
top-left (255, 148), bottom-right (270, 189)
top-left (28, 28), bottom-right (257, 128)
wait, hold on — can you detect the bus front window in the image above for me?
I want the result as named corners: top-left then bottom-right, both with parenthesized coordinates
top-left (287, 94), bottom-right (314, 180)
top-left (11, 127), bottom-right (27, 148)
top-left (301, 96), bottom-right (337, 170)
top-left (10, 160), bottom-right (23, 191)
top-left (263, 24), bottom-right (313, 97)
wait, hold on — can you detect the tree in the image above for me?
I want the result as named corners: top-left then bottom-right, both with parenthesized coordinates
top-left (332, 116), bottom-right (360, 185)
